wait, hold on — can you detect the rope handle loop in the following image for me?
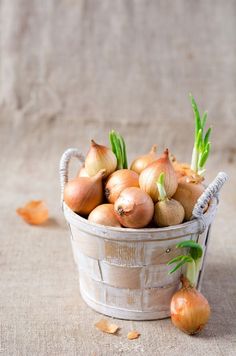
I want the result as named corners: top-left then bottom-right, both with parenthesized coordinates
top-left (192, 172), bottom-right (228, 230)
top-left (59, 148), bottom-right (85, 204)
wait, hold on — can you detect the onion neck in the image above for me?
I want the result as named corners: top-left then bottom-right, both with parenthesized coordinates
top-left (150, 144), bottom-right (157, 154)
top-left (180, 275), bottom-right (192, 289)
top-left (185, 257), bottom-right (201, 287)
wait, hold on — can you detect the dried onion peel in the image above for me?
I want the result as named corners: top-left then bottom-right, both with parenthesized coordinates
top-left (127, 330), bottom-right (140, 340)
top-left (95, 319), bottom-right (119, 334)
top-left (16, 200), bottom-right (49, 225)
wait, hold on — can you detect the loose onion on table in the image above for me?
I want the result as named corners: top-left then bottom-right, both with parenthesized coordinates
top-left (64, 169), bottom-right (106, 215)
top-left (168, 240), bottom-right (210, 335)
top-left (154, 173), bottom-right (184, 227)
top-left (88, 204), bottom-right (121, 227)
top-left (130, 144), bottom-right (158, 175)
top-left (85, 140), bottom-right (117, 178)
top-left (139, 148), bottom-right (178, 202)
top-left (17, 200), bottom-right (49, 225)
top-left (105, 169), bottom-right (139, 203)
top-left (171, 276), bottom-right (210, 335)
top-left (114, 187), bottom-right (154, 228)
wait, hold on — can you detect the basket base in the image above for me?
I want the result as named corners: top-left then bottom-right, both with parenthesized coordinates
top-left (80, 287), bottom-right (171, 321)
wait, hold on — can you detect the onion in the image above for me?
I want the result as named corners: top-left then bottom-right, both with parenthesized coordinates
top-left (130, 144), bottom-right (158, 174)
top-left (171, 276), bottom-right (210, 335)
top-left (64, 169), bottom-right (106, 215)
top-left (173, 176), bottom-right (205, 220)
top-left (154, 172), bottom-right (184, 227)
top-left (105, 169), bottom-right (139, 203)
top-left (139, 148), bottom-right (178, 202)
top-left (85, 140), bottom-right (117, 178)
top-left (88, 204), bottom-right (121, 227)
top-left (114, 187), bottom-right (154, 228)
top-left (154, 199), bottom-right (184, 227)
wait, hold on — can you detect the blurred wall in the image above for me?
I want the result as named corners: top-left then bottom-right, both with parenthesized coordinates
top-left (1, 0), bottom-right (236, 163)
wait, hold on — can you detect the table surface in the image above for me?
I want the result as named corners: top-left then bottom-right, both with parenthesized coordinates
top-left (1, 139), bottom-right (235, 356)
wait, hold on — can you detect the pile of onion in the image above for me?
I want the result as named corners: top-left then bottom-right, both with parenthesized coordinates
top-left (64, 98), bottom-right (213, 226)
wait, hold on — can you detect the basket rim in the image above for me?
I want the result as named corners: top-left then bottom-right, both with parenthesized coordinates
top-left (63, 197), bottom-right (217, 240)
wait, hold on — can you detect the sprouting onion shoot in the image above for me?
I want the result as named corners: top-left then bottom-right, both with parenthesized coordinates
top-left (190, 94), bottom-right (212, 176)
top-left (167, 240), bottom-right (203, 287)
top-left (109, 130), bottom-right (128, 169)
top-left (157, 172), bottom-right (166, 201)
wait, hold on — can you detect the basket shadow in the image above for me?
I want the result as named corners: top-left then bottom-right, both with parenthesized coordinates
top-left (197, 262), bottom-right (236, 339)
top-left (41, 217), bottom-right (62, 229)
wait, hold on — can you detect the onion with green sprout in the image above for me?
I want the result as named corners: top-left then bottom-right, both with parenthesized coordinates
top-left (154, 172), bottom-right (184, 227)
top-left (173, 94), bottom-right (211, 220)
top-left (168, 240), bottom-right (211, 335)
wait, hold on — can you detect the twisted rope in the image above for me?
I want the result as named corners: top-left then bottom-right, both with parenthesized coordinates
top-left (192, 172), bottom-right (228, 231)
top-left (59, 148), bottom-right (85, 205)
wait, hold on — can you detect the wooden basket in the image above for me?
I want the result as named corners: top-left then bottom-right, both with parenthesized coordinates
top-left (60, 148), bottom-right (228, 320)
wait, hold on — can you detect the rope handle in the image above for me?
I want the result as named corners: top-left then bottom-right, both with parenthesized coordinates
top-left (192, 171), bottom-right (228, 220)
top-left (59, 148), bottom-right (85, 204)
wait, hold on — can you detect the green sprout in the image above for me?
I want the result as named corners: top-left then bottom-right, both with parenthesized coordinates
top-left (109, 130), bottom-right (128, 169)
top-left (167, 240), bottom-right (203, 287)
top-left (189, 94), bottom-right (212, 176)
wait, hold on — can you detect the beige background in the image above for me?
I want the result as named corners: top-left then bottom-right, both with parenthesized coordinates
top-left (0, 1), bottom-right (236, 355)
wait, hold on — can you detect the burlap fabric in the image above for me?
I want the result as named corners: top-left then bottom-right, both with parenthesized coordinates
top-left (0, 1), bottom-right (236, 355)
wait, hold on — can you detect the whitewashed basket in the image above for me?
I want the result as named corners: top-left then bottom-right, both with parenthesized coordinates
top-left (60, 148), bottom-right (228, 320)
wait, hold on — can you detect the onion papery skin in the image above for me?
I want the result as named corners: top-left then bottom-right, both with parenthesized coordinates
top-left (171, 283), bottom-right (211, 335)
top-left (139, 149), bottom-right (178, 202)
top-left (105, 169), bottom-right (139, 203)
top-left (172, 176), bottom-right (205, 221)
top-left (173, 162), bottom-right (192, 181)
top-left (130, 145), bottom-right (158, 175)
top-left (154, 199), bottom-right (185, 227)
top-left (88, 204), bottom-right (121, 227)
top-left (173, 162), bottom-right (204, 184)
top-left (64, 170), bottom-right (105, 215)
top-left (85, 140), bottom-right (117, 178)
top-left (114, 187), bottom-right (154, 228)
top-left (77, 165), bottom-right (90, 178)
